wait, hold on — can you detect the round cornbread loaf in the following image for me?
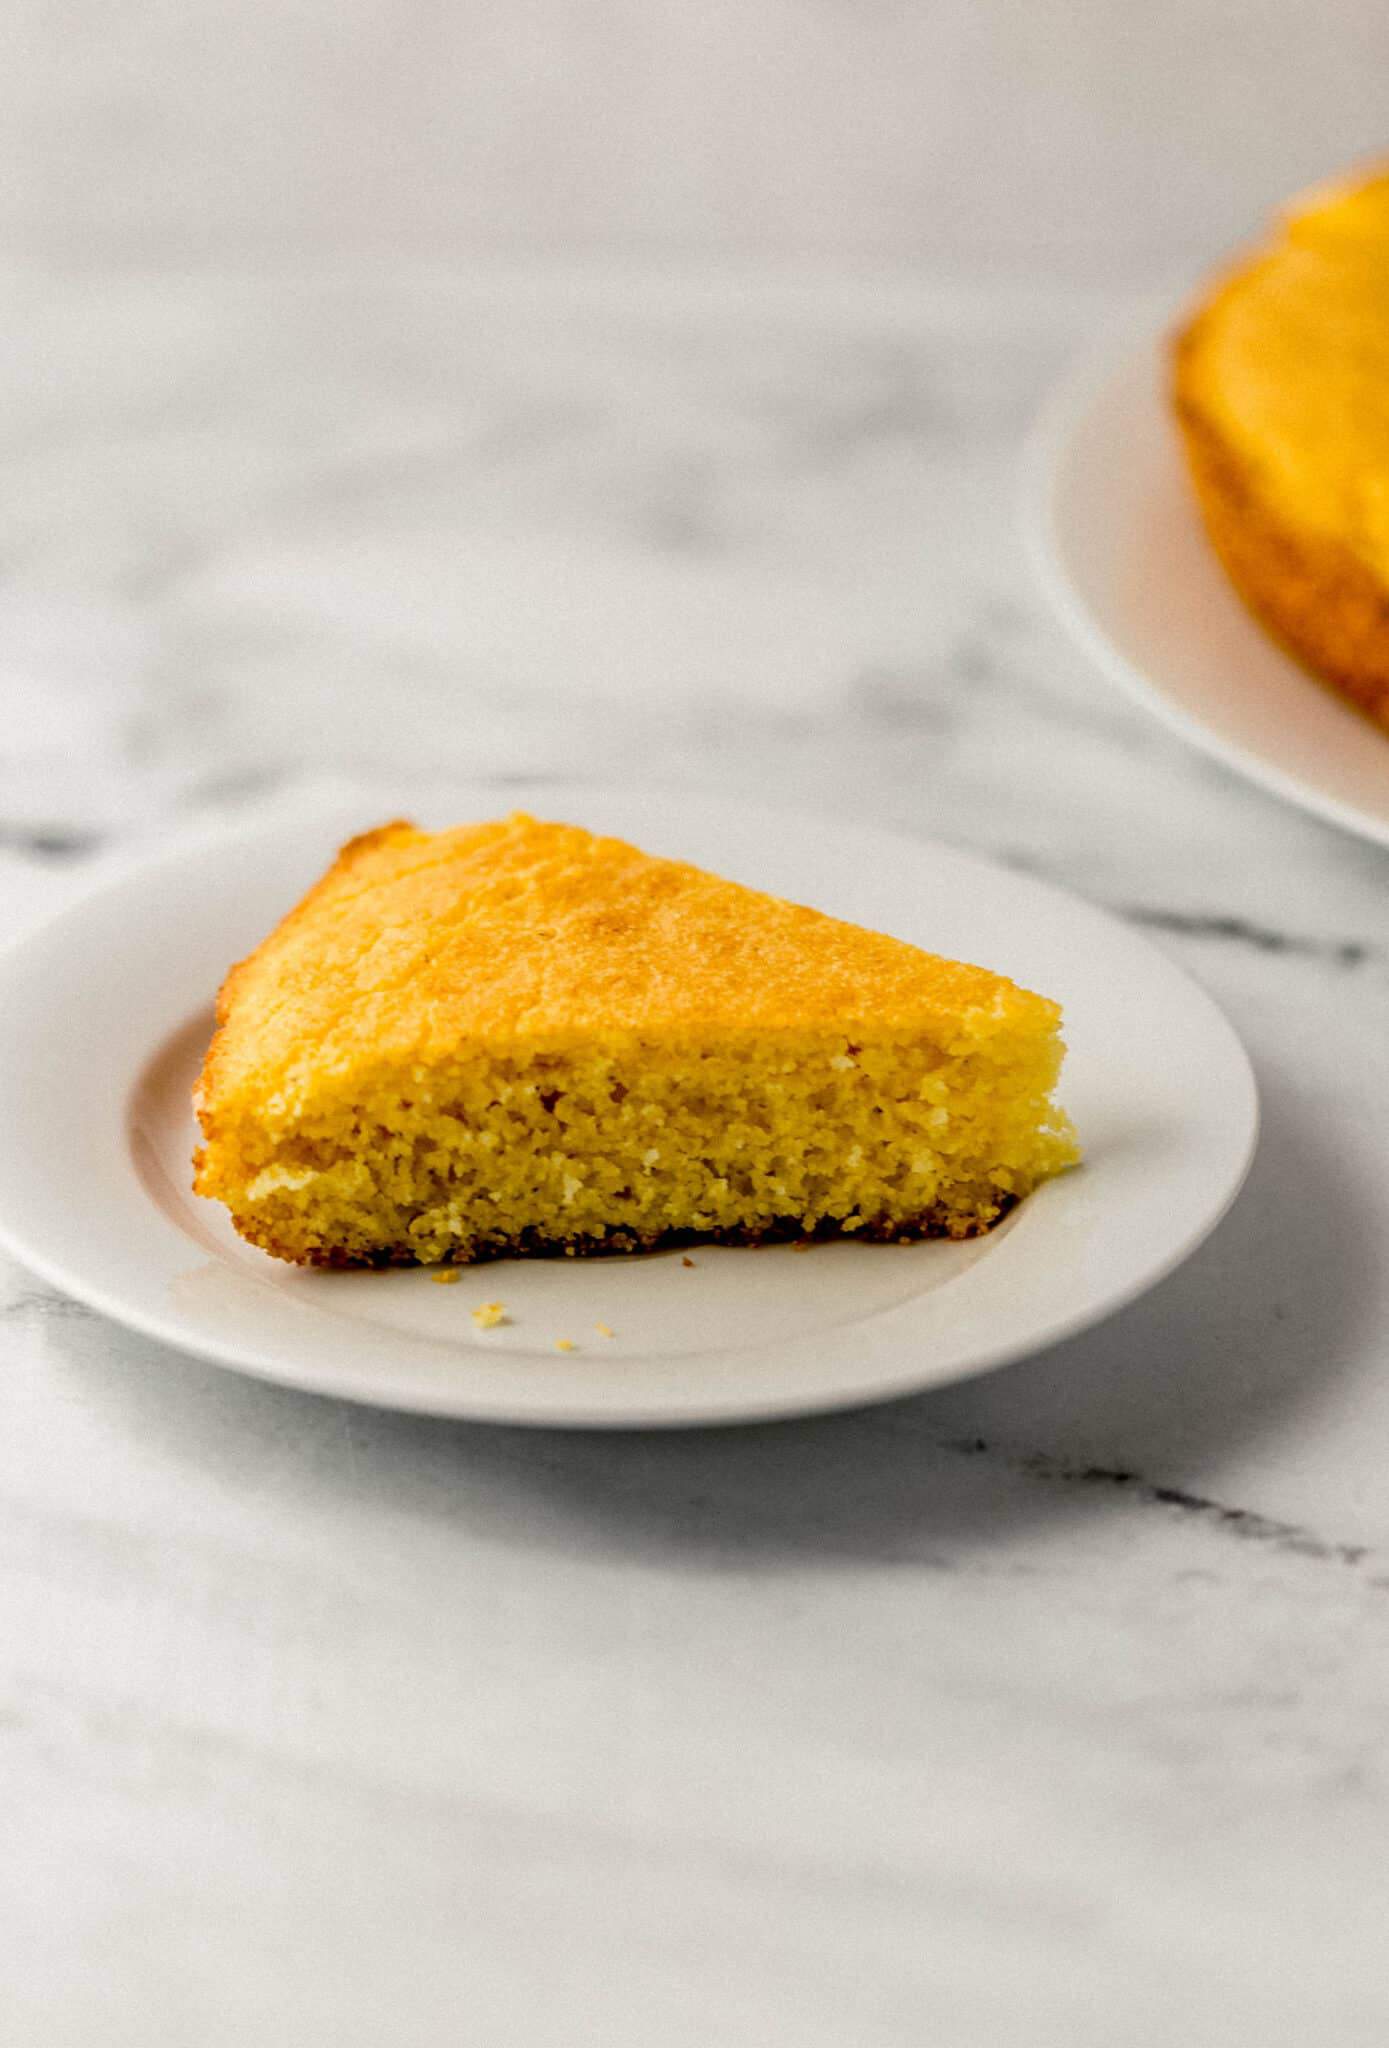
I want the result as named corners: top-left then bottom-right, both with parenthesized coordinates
top-left (1172, 164), bottom-right (1389, 733)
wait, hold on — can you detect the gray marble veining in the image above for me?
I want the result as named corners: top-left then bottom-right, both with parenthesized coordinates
top-left (2, 268), bottom-right (1388, 2048)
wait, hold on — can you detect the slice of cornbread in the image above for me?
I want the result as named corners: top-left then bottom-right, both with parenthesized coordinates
top-left (1173, 163), bottom-right (1389, 729)
top-left (193, 816), bottom-right (1077, 1267)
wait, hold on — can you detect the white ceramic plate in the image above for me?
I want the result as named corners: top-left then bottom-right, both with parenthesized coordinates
top-left (1024, 319), bottom-right (1389, 850)
top-left (0, 785), bottom-right (1256, 1428)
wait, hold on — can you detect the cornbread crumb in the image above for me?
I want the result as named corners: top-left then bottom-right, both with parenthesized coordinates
top-left (681, 1256), bottom-right (696, 1268)
top-left (431, 1269), bottom-right (461, 1285)
top-left (193, 814), bottom-right (1078, 1268)
top-left (471, 1300), bottom-right (507, 1330)
top-left (555, 1338), bottom-right (576, 1353)
top-left (594, 1322), bottom-right (614, 1338)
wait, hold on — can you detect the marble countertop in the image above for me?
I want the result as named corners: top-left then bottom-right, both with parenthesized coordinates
top-left (3, 266), bottom-right (1388, 2047)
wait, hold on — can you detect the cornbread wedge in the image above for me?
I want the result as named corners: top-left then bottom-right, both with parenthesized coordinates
top-left (1174, 164), bottom-right (1389, 730)
top-left (193, 816), bottom-right (1077, 1267)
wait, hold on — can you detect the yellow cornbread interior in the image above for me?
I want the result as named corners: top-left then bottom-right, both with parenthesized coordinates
top-left (203, 1030), bottom-right (1074, 1265)
top-left (1182, 168), bottom-right (1389, 578)
top-left (194, 816), bottom-right (1077, 1266)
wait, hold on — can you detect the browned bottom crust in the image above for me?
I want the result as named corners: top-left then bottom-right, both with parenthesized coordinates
top-left (244, 1199), bottom-right (1019, 1270)
top-left (1172, 331), bottom-right (1389, 734)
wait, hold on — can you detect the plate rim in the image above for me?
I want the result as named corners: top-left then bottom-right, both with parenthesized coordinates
top-left (1020, 316), bottom-right (1389, 855)
top-left (0, 785), bottom-right (1261, 1428)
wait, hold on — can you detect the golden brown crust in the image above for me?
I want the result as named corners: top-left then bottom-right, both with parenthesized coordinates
top-left (196, 819), bottom-right (418, 1106)
top-left (231, 1199), bottom-right (1017, 1270)
top-left (195, 813), bottom-right (1059, 1124)
top-left (1173, 323), bottom-right (1389, 731)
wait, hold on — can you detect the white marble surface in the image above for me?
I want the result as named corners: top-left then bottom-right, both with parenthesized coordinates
top-left (7, 0), bottom-right (1389, 278)
top-left (3, 266), bottom-right (1389, 2045)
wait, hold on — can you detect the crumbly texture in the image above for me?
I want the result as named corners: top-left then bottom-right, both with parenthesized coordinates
top-left (193, 815), bottom-right (1077, 1267)
top-left (1173, 164), bottom-right (1389, 731)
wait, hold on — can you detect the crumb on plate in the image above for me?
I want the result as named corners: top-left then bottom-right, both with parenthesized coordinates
top-left (594, 1322), bottom-right (614, 1339)
top-left (555, 1337), bottom-right (576, 1353)
top-left (431, 1268), bottom-right (461, 1284)
top-left (471, 1300), bottom-right (507, 1329)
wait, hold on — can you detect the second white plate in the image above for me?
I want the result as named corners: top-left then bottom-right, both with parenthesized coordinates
top-left (0, 785), bottom-right (1257, 1427)
top-left (1025, 319), bottom-right (1389, 850)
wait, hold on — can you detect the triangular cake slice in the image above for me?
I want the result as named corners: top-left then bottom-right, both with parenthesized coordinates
top-left (194, 815), bottom-right (1077, 1266)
